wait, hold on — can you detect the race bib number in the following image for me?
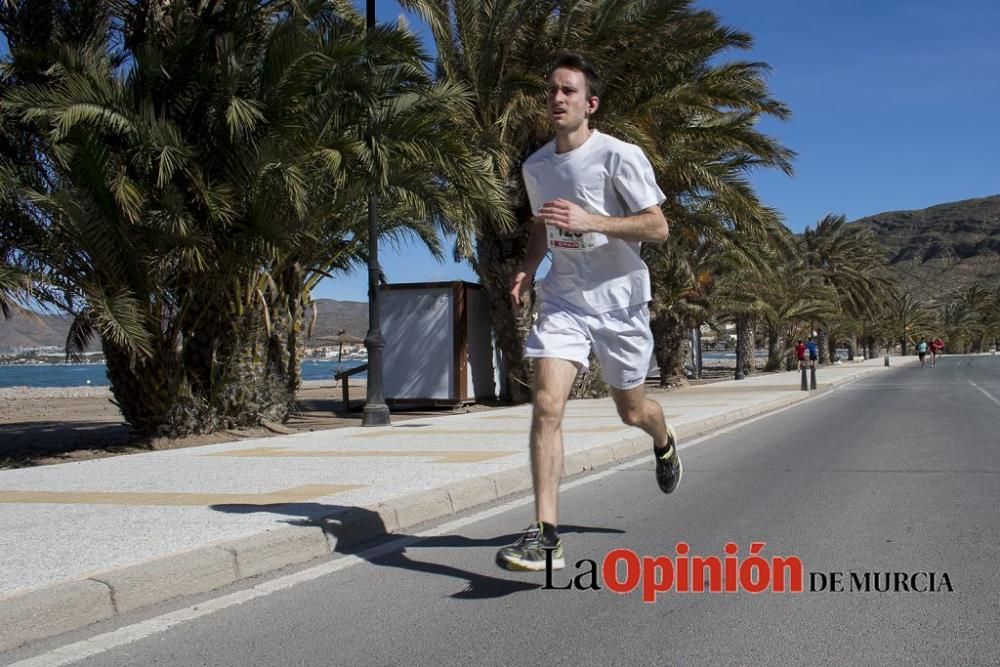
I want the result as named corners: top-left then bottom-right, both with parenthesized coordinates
top-left (547, 226), bottom-right (598, 251)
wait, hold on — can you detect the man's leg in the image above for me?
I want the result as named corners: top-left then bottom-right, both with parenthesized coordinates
top-left (610, 383), bottom-right (667, 450)
top-left (530, 358), bottom-right (579, 525)
top-left (496, 357), bottom-right (577, 571)
top-left (497, 301), bottom-right (592, 572)
top-left (611, 383), bottom-right (682, 494)
top-left (589, 303), bottom-right (680, 495)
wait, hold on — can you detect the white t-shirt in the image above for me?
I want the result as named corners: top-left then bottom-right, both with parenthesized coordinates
top-left (522, 130), bottom-right (665, 314)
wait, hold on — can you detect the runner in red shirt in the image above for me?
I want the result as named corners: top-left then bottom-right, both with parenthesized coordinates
top-left (795, 339), bottom-right (806, 370)
top-left (930, 338), bottom-right (944, 367)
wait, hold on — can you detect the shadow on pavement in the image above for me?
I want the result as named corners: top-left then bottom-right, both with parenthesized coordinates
top-left (211, 502), bottom-right (624, 600)
top-left (0, 421), bottom-right (135, 467)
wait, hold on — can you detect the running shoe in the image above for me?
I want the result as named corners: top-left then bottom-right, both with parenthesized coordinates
top-left (655, 424), bottom-right (683, 494)
top-left (496, 524), bottom-right (564, 571)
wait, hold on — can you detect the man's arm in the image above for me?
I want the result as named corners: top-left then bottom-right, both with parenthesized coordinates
top-left (510, 221), bottom-right (549, 308)
top-left (536, 199), bottom-right (668, 243)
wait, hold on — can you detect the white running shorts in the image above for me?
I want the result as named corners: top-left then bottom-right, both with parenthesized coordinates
top-left (524, 300), bottom-right (654, 390)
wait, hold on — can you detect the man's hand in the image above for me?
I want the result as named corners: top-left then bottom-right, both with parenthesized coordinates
top-left (510, 271), bottom-right (531, 309)
top-left (538, 198), bottom-right (597, 233)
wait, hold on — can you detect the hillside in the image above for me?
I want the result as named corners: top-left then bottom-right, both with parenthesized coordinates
top-left (306, 299), bottom-right (368, 342)
top-left (852, 194), bottom-right (1000, 298)
top-left (0, 299), bottom-right (370, 353)
top-left (0, 312), bottom-right (77, 352)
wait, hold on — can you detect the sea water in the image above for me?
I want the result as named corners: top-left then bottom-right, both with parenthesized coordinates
top-left (0, 359), bottom-right (368, 388)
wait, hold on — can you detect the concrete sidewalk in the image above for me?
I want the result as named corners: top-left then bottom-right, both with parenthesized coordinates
top-left (0, 358), bottom-right (897, 651)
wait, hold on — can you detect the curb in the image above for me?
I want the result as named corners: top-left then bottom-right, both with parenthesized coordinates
top-left (0, 364), bottom-right (888, 653)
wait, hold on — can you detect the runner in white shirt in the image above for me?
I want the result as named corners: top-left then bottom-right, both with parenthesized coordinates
top-left (496, 53), bottom-right (682, 573)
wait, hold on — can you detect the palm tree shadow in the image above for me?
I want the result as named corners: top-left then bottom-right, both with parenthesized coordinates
top-left (211, 502), bottom-right (624, 600)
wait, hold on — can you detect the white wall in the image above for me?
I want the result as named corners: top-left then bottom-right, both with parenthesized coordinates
top-left (381, 288), bottom-right (453, 400)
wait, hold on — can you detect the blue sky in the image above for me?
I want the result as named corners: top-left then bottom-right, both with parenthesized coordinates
top-left (318, 0), bottom-right (1000, 303)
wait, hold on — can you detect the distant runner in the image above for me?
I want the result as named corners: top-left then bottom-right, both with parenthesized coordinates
top-left (916, 338), bottom-right (929, 368)
top-left (795, 339), bottom-right (806, 370)
top-left (806, 337), bottom-right (819, 368)
top-left (930, 337), bottom-right (944, 367)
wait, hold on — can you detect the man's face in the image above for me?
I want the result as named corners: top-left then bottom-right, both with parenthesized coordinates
top-left (547, 67), bottom-right (597, 132)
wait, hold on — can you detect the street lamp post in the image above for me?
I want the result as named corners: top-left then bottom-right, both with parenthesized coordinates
top-left (362, 0), bottom-right (390, 427)
top-left (734, 316), bottom-right (745, 381)
top-left (694, 326), bottom-right (703, 379)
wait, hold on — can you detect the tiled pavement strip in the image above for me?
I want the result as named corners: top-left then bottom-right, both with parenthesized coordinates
top-left (0, 359), bottom-right (895, 651)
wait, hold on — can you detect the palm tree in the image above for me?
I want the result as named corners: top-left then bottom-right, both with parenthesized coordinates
top-left (691, 229), bottom-right (777, 378)
top-left (747, 255), bottom-right (839, 371)
top-left (645, 237), bottom-right (710, 386)
top-left (0, 227), bottom-right (49, 320)
top-left (1, 0), bottom-right (507, 435)
top-left (645, 212), bottom-right (790, 384)
top-left (885, 291), bottom-right (936, 356)
top-left (956, 284), bottom-right (992, 352)
top-left (802, 214), bottom-right (896, 364)
top-left (935, 282), bottom-right (1000, 354)
top-left (940, 301), bottom-right (978, 353)
top-left (985, 283), bottom-right (1000, 352)
top-left (0, 265), bottom-right (32, 320)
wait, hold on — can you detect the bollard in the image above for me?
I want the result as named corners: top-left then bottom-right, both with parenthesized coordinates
top-left (800, 365), bottom-right (808, 391)
top-left (810, 364), bottom-right (817, 390)
top-left (884, 354), bottom-right (890, 367)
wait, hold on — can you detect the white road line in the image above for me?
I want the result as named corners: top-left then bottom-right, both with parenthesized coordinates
top-left (968, 379), bottom-right (1000, 407)
top-left (4, 386), bottom-right (837, 667)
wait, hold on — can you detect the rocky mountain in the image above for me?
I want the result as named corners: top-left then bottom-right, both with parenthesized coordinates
top-left (0, 299), bottom-right (370, 353)
top-left (852, 194), bottom-right (1000, 298)
top-left (306, 299), bottom-right (369, 343)
top-left (0, 312), bottom-right (77, 351)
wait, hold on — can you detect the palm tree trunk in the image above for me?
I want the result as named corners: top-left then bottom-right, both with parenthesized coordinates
top-left (764, 325), bottom-right (783, 371)
top-left (103, 338), bottom-right (189, 438)
top-left (651, 312), bottom-right (688, 387)
top-left (276, 265), bottom-right (305, 398)
top-left (736, 316), bottom-right (754, 375)
top-left (818, 329), bottom-right (831, 365)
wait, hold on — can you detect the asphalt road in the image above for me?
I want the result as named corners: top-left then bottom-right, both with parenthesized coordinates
top-left (7, 354), bottom-right (1000, 666)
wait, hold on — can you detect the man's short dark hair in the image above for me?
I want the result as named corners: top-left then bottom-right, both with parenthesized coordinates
top-left (548, 52), bottom-right (602, 99)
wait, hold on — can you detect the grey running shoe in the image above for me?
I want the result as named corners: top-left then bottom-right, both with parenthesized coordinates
top-left (655, 424), bottom-right (683, 494)
top-left (496, 524), bottom-right (564, 572)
